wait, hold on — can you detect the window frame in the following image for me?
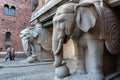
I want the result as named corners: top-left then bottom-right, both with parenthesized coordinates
top-left (3, 4), bottom-right (16, 16)
top-left (10, 6), bottom-right (16, 16)
top-left (5, 32), bottom-right (11, 42)
top-left (3, 4), bottom-right (9, 15)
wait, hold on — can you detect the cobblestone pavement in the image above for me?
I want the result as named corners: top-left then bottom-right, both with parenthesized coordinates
top-left (0, 58), bottom-right (76, 80)
top-left (0, 64), bottom-right (55, 80)
top-left (0, 58), bottom-right (119, 80)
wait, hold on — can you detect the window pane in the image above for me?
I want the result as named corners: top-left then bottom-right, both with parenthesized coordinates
top-left (5, 32), bottom-right (11, 41)
top-left (4, 5), bottom-right (9, 15)
top-left (10, 7), bottom-right (16, 16)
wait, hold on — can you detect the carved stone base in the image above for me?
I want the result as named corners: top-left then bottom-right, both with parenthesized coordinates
top-left (54, 73), bottom-right (104, 80)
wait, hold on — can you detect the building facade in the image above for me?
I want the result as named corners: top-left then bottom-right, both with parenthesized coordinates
top-left (0, 0), bottom-right (32, 56)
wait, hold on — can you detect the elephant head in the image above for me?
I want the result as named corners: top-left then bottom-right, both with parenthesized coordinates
top-left (52, 3), bottom-right (76, 56)
top-left (20, 27), bottom-right (39, 56)
top-left (52, 3), bottom-right (97, 56)
top-left (20, 28), bottom-right (31, 56)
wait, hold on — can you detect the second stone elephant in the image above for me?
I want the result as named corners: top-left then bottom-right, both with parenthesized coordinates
top-left (52, 2), bottom-right (120, 80)
top-left (20, 23), bottom-right (53, 62)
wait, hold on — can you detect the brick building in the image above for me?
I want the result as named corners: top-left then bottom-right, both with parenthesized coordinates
top-left (0, 0), bottom-right (32, 55)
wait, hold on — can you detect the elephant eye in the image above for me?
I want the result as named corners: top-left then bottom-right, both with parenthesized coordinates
top-left (58, 19), bottom-right (64, 23)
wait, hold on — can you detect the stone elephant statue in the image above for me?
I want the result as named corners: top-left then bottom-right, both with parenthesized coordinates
top-left (20, 23), bottom-right (52, 63)
top-left (52, 1), bottom-right (120, 80)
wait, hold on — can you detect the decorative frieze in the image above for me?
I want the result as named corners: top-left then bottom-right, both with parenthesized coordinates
top-left (109, 0), bottom-right (120, 7)
top-left (30, 0), bottom-right (120, 23)
top-left (30, 0), bottom-right (62, 22)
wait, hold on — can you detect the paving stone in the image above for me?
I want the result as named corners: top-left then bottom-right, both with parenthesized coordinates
top-left (0, 58), bottom-right (75, 80)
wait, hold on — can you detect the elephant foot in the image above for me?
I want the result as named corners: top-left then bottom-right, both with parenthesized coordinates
top-left (36, 56), bottom-right (42, 61)
top-left (74, 66), bottom-right (87, 75)
top-left (74, 69), bottom-right (87, 75)
top-left (27, 55), bottom-right (37, 63)
top-left (21, 55), bottom-right (37, 63)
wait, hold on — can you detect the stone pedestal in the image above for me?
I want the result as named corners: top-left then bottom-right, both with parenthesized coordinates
top-left (54, 73), bottom-right (103, 80)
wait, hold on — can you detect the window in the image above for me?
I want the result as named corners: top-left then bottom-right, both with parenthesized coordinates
top-left (0, 48), bottom-right (2, 51)
top-left (10, 6), bottom-right (16, 16)
top-left (5, 32), bottom-right (11, 42)
top-left (4, 5), bottom-right (9, 15)
top-left (3, 4), bottom-right (16, 16)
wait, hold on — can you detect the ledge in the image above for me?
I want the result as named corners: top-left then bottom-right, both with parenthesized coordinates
top-left (109, 0), bottom-right (120, 7)
top-left (105, 72), bottom-right (120, 80)
top-left (30, 0), bottom-right (120, 23)
top-left (30, 0), bottom-right (62, 22)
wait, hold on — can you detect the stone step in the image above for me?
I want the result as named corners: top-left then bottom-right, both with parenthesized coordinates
top-left (105, 72), bottom-right (120, 80)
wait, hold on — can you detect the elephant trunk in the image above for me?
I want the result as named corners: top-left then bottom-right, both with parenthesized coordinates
top-left (54, 37), bottom-right (64, 55)
top-left (52, 37), bottom-right (64, 67)
top-left (21, 38), bottom-right (31, 57)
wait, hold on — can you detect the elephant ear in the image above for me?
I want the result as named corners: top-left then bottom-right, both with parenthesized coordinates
top-left (76, 4), bottom-right (97, 32)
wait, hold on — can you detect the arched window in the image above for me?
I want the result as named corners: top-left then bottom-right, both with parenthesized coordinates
top-left (10, 6), bottom-right (16, 16)
top-left (5, 32), bottom-right (11, 42)
top-left (4, 5), bottom-right (9, 15)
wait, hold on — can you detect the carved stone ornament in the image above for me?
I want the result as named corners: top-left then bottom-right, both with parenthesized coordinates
top-left (52, 0), bottom-right (120, 80)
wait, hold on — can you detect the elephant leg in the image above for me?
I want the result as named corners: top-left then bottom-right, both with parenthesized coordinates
top-left (73, 40), bottom-right (87, 74)
top-left (86, 39), bottom-right (104, 79)
top-left (76, 47), bottom-right (87, 74)
top-left (30, 44), bottom-right (34, 55)
top-left (54, 50), bottom-right (63, 67)
top-left (34, 44), bottom-right (42, 61)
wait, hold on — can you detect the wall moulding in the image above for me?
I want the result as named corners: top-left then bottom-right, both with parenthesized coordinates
top-left (109, 0), bottom-right (120, 7)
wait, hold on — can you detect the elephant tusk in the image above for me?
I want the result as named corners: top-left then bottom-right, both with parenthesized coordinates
top-left (54, 37), bottom-right (64, 55)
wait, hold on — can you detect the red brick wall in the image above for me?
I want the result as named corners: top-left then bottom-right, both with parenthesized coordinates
top-left (0, 0), bottom-right (32, 52)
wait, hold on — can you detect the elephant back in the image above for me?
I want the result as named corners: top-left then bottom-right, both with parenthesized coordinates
top-left (104, 7), bottom-right (120, 54)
